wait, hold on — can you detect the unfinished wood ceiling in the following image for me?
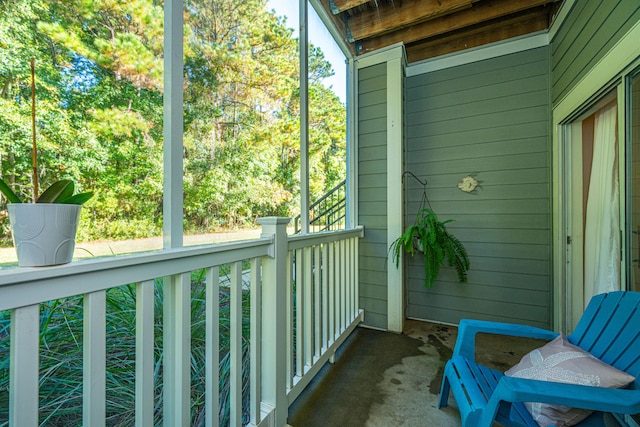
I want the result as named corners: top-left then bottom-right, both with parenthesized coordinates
top-left (318, 0), bottom-right (563, 63)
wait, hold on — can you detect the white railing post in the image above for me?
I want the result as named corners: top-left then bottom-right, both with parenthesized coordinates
top-left (163, 273), bottom-right (191, 426)
top-left (84, 290), bottom-right (106, 427)
top-left (9, 304), bottom-right (39, 427)
top-left (136, 280), bottom-right (155, 427)
top-left (257, 217), bottom-right (290, 426)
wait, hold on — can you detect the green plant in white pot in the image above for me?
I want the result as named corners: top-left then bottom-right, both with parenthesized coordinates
top-left (0, 179), bottom-right (93, 267)
top-left (0, 59), bottom-right (93, 267)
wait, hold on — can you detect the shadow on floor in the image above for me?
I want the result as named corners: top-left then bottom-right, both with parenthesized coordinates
top-left (288, 319), bottom-right (547, 427)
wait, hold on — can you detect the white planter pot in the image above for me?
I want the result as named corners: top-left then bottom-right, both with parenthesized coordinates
top-left (8, 204), bottom-right (82, 267)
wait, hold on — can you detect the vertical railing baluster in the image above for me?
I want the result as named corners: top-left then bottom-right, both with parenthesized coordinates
top-left (249, 258), bottom-right (262, 425)
top-left (349, 239), bottom-right (358, 319)
top-left (341, 239), bottom-right (348, 330)
top-left (313, 245), bottom-right (321, 360)
top-left (230, 261), bottom-right (243, 427)
top-left (345, 238), bottom-right (351, 321)
top-left (295, 248), bottom-right (304, 377)
top-left (321, 243), bottom-right (329, 352)
top-left (84, 290), bottom-right (106, 427)
top-left (136, 280), bottom-right (155, 427)
top-left (286, 252), bottom-right (294, 389)
top-left (163, 273), bottom-right (191, 426)
top-left (328, 241), bottom-right (335, 343)
top-left (206, 266), bottom-right (220, 427)
top-left (303, 245), bottom-right (313, 368)
top-left (9, 304), bottom-right (39, 427)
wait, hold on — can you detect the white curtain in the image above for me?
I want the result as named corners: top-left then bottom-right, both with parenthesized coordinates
top-left (584, 103), bottom-right (619, 306)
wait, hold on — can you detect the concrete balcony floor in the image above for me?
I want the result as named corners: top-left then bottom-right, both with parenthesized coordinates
top-left (288, 319), bottom-right (547, 427)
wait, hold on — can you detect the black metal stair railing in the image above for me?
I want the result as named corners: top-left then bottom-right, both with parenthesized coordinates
top-left (294, 179), bottom-right (346, 234)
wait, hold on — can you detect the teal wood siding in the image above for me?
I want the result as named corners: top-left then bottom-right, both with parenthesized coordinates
top-left (404, 47), bottom-right (552, 328)
top-left (358, 63), bottom-right (388, 329)
top-left (552, 0), bottom-right (640, 104)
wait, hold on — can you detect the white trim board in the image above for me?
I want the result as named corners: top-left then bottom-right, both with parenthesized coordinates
top-left (355, 42), bottom-right (406, 70)
top-left (406, 32), bottom-right (549, 76)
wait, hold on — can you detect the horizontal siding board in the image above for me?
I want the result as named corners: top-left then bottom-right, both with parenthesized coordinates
top-left (406, 47), bottom-right (548, 92)
top-left (359, 132), bottom-right (387, 147)
top-left (358, 227), bottom-right (387, 244)
top-left (359, 116), bottom-right (387, 134)
top-left (360, 269), bottom-right (388, 286)
top-left (358, 282), bottom-right (388, 299)
top-left (404, 199), bottom-right (550, 215)
top-left (407, 147), bottom-right (548, 169)
top-left (407, 281), bottom-right (549, 307)
top-left (413, 167), bottom-right (549, 189)
top-left (407, 182), bottom-right (549, 201)
top-left (359, 89), bottom-right (386, 106)
top-left (357, 214), bottom-right (387, 229)
top-left (409, 139), bottom-right (549, 164)
top-left (360, 311), bottom-right (387, 329)
top-left (359, 242), bottom-right (388, 258)
top-left (359, 297), bottom-right (388, 315)
top-left (359, 201), bottom-right (387, 214)
top-left (360, 255), bottom-right (388, 272)
top-left (359, 159), bottom-right (386, 176)
top-left (407, 121), bottom-right (549, 147)
top-left (408, 105), bottom-right (549, 137)
top-left (407, 292), bottom-right (550, 323)
top-left (359, 63), bottom-right (386, 81)
top-left (449, 228), bottom-right (550, 246)
top-left (407, 301), bottom-right (549, 329)
top-left (407, 74), bottom-right (549, 111)
top-left (359, 146), bottom-right (387, 162)
top-left (407, 90), bottom-right (549, 125)
top-left (359, 103), bottom-right (386, 121)
top-left (358, 187), bottom-right (387, 202)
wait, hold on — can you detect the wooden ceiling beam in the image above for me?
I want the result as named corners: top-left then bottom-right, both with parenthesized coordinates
top-left (347, 0), bottom-right (475, 41)
top-left (406, 8), bottom-right (550, 62)
top-left (331, 0), bottom-right (370, 14)
top-left (357, 0), bottom-right (554, 54)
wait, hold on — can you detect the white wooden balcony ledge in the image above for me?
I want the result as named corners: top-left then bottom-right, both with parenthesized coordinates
top-left (0, 217), bottom-right (364, 427)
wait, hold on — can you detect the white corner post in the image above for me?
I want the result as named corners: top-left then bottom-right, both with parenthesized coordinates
top-left (299, 0), bottom-right (310, 234)
top-left (386, 48), bottom-right (405, 333)
top-left (258, 217), bottom-right (290, 426)
top-left (163, 0), bottom-right (184, 249)
top-left (163, 1), bottom-right (189, 426)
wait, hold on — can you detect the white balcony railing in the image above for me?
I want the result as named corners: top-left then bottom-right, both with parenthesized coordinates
top-left (0, 217), bottom-right (364, 427)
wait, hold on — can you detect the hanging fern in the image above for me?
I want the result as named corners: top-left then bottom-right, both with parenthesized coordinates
top-left (390, 208), bottom-right (470, 288)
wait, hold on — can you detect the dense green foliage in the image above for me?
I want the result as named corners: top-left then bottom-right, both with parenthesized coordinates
top-left (0, 0), bottom-right (346, 244)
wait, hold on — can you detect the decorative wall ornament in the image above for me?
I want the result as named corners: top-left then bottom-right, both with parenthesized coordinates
top-left (457, 175), bottom-right (479, 193)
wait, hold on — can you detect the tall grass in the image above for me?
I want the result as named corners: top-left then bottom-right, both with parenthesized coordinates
top-left (0, 266), bottom-right (252, 426)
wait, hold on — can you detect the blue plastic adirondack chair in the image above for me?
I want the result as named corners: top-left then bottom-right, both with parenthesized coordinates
top-left (438, 291), bottom-right (640, 427)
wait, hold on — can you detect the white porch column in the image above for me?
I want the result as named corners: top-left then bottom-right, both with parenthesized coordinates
top-left (163, 0), bottom-right (184, 249)
top-left (386, 49), bottom-right (405, 333)
top-left (258, 217), bottom-right (290, 426)
top-left (299, 0), bottom-right (310, 234)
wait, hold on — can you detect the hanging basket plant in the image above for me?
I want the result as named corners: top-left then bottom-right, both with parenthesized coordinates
top-left (390, 208), bottom-right (470, 288)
